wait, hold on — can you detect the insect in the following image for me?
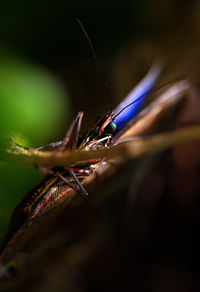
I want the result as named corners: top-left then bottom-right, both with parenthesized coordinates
top-left (0, 62), bottom-right (163, 269)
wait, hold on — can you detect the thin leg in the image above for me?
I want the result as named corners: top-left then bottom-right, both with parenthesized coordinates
top-left (36, 112), bottom-right (86, 195)
top-left (33, 111), bottom-right (84, 152)
top-left (68, 167), bottom-right (88, 196)
top-left (38, 167), bottom-right (75, 191)
top-left (59, 111), bottom-right (84, 151)
top-left (73, 111), bottom-right (84, 150)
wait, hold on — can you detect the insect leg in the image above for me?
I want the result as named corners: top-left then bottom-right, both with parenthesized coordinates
top-left (38, 167), bottom-right (76, 191)
top-left (59, 111), bottom-right (84, 151)
top-left (33, 111), bottom-right (84, 152)
top-left (73, 111), bottom-right (84, 149)
top-left (68, 167), bottom-right (88, 196)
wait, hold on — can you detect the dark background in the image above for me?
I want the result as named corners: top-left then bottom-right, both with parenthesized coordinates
top-left (1, 1), bottom-right (200, 291)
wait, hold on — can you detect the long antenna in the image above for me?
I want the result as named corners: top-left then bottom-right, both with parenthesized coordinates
top-left (76, 18), bottom-right (99, 66)
top-left (76, 18), bottom-right (113, 111)
top-left (113, 78), bottom-right (185, 120)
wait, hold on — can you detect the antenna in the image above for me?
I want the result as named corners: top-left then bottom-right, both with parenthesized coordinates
top-left (76, 18), bottom-right (113, 111)
top-left (113, 78), bottom-right (185, 120)
top-left (76, 18), bottom-right (99, 67)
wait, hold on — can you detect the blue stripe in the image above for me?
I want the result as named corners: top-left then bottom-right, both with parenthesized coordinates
top-left (113, 62), bottom-right (163, 133)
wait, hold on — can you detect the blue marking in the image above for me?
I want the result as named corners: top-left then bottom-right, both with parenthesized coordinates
top-left (110, 121), bottom-right (117, 130)
top-left (113, 62), bottom-right (163, 133)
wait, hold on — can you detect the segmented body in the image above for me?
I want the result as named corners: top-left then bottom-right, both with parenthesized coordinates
top-left (0, 63), bottom-right (161, 266)
top-left (0, 112), bottom-right (113, 264)
top-left (0, 164), bottom-right (98, 264)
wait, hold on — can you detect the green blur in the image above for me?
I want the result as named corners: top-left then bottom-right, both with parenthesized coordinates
top-left (0, 56), bottom-right (70, 236)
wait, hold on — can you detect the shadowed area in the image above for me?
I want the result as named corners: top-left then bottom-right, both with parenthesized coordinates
top-left (1, 0), bottom-right (200, 291)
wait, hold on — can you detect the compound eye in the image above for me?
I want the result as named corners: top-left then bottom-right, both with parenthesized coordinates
top-left (103, 121), bottom-right (117, 135)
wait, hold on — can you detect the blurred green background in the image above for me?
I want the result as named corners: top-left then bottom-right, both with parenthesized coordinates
top-left (0, 0), bottom-right (200, 236)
